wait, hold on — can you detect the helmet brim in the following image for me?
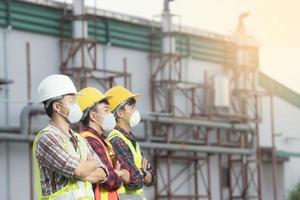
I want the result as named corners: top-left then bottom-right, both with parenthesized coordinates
top-left (131, 93), bottom-right (141, 100)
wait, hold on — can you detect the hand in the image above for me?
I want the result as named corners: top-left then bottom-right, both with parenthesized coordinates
top-left (142, 157), bottom-right (148, 170)
top-left (84, 167), bottom-right (107, 183)
top-left (114, 169), bottom-right (130, 184)
top-left (74, 159), bottom-right (98, 178)
top-left (115, 161), bottom-right (121, 171)
top-left (114, 161), bottom-right (122, 177)
top-left (87, 152), bottom-right (95, 161)
top-left (120, 169), bottom-right (130, 183)
top-left (143, 170), bottom-right (152, 185)
top-left (114, 169), bottom-right (122, 177)
top-left (87, 152), bottom-right (98, 167)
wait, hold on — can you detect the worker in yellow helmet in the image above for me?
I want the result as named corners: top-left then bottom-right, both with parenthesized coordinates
top-left (77, 87), bottom-right (130, 200)
top-left (105, 86), bottom-right (157, 200)
top-left (33, 74), bottom-right (108, 200)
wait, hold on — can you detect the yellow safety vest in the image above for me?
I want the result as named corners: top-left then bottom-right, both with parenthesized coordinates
top-left (81, 130), bottom-right (119, 200)
top-left (108, 129), bottom-right (146, 200)
top-left (32, 128), bottom-right (95, 200)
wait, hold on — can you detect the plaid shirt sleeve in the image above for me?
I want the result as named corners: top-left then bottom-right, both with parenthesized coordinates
top-left (36, 132), bottom-right (80, 178)
top-left (86, 137), bottom-right (122, 191)
top-left (81, 135), bottom-right (106, 169)
top-left (146, 166), bottom-right (157, 186)
top-left (110, 137), bottom-right (144, 190)
top-left (141, 152), bottom-right (157, 186)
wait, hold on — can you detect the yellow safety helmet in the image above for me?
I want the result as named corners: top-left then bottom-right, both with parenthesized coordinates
top-left (77, 87), bottom-right (111, 115)
top-left (105, 86), bottom-right (140, 112)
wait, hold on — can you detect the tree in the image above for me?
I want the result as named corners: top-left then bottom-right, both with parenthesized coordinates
top-left (288, 182), bottom-right (300, 200)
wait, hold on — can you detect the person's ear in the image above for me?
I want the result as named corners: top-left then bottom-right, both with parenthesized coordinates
top-left (52, 102), bottom-right (60, 113)
top-left (89, 111), bottom-right (97, 123)
top-left (116, 109), bottom-right (124, 119)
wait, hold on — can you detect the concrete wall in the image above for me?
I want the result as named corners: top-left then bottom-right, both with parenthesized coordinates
top-left (261, 162), bottom-right (285, 200)
top-left (259, 91), bottom-right (300, 197)
top-left (0, 142), bottom-right (32, 200)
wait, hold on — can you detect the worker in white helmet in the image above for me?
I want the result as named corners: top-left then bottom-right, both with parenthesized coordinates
top-left (32, 74), bottom-right (108, 200)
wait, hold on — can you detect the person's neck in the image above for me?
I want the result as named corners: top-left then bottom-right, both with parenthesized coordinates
top-left (117, 121), bottom-right (131, 133)
top-left (51, 114), bottom-right (70, 133)
top-left (89, 122), bottom-right (103, 135)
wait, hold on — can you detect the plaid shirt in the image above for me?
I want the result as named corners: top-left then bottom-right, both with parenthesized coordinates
top-left (110, 126), bottom-right (157, 190)
top-left (83, 126), bottom-right (122, 191)
top-left (35, 122), bottom-right (103, 196)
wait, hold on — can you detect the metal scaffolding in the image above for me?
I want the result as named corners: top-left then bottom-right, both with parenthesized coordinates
top-left (59, 0), bottom-right (131, 90)
top-left (0, 1), bottom-right (280, 200)
top-left (147, 5), bottom-right (272, 199)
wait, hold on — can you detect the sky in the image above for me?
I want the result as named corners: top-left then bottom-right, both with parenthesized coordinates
top-left (61, 0), bottom-right (300, 93)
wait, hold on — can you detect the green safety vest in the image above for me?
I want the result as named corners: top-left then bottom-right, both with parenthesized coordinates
top-left (108, 129), bottom-right (146, 200)
top-left (32, 127), bottom-right (95, 200)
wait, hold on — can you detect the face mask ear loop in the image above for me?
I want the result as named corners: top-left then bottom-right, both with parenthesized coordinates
top-left (92, 111), bottom-right (105, 129)
top-left (55, 102), bottom-right (70, 119)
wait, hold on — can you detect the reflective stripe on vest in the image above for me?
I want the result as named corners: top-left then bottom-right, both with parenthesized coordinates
top-left (32, 128), bottom-right (94, 200)
top-left (81, 131), bottom-right (119, 200)
top-left (107, 129), bottom-right (145, 200)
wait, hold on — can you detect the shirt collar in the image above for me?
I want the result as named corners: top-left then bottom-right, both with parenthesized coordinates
top-left (115, 126), bottom-right (136, 142)
top-left (48, 121), bottom-right (74, 138)
top-left (82, 126), bottom-right (107, 141)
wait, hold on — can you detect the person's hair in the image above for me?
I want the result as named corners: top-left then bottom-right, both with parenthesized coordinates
top-left (114, 98), bottom-right (136, 122)
top-left (43, 100), bottom-right (55, 118)
top-left (81, 99), bottom-right (109, 126)
top-left (42, 94), bottom-right (75, 118)
top-left (42, 98), bottom-right (62, 118)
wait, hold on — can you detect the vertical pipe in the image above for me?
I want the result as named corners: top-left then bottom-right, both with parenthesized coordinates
top-left (167, 154), bottom-right (171, 200)
top-left (103, 18), bottom-right (109, 71)
top-left (191, 88), bottom-right (195, 116)
top-left (154, 153), bottom-right (158, 200)
top-left (218, 154), bottom-right (223, 200)
top-left (161, 4), bottom-right (175, 54)
top-left (177, 56), bottom-right (181, 82)
top-left (194, 152), bottom-right (199, 200)
top-left (26, 43), bottom-right (31, 103)
top-left (243, 155), bottom-right (247, 199)
top-left (203, 71), bottom-right (207, 116)
top-left (168, 56), bottom-right (172, 81)
top-left (93, 0), bottom-right (97, 70)
top-left (255, 94), bottom-right (262, 200)
top-left (3, 32), bottom-right (9, 125)
top-left (4, 1), bottom-right (12, 199)
top-left (270, 94), bottom-right (278, 200)
top-left (218, 129), bottom-right (224, 200)
top-left (150, 55), bottom-right (155, 112)
top-left (228, 155), bottom-right (233, 200)
top-left (5, 142), bottom-right (10, 200)
top-left (26, 42), bottom-right (34, 200)
top-left (3, 5), bottom-right (11, 126)
top-left (73, 0), bottom-right (92, 71)
top-left (207, 155), bottom-right (212, 200)
top-left (123, 57), bottom-right (128, 88)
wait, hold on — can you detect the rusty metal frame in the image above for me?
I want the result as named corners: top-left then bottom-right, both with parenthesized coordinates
top-left (149, 23), bottom-right (269, 199)
top-left (154, 152), bottom-right (211, 200)
top-left (59, 8), bottom-right (131, 90)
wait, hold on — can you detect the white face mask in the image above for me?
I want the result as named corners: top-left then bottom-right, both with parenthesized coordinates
top-left (129, 110), bottom-right (141, 128)
top-left (94, 112), bottom-right (116, 132)
top-left (58, 103), bottom-right (83, 124)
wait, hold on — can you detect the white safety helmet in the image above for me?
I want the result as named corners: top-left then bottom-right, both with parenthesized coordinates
top-left (38, 74), bottom-right (79, 104)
